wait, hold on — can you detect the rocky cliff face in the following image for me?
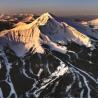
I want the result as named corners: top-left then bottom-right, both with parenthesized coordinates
top-left (0, 24), bottom-right (44, 56)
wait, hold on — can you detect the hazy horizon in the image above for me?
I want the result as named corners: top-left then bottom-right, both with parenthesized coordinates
top-left (0, 0), bottom-right (98, 16)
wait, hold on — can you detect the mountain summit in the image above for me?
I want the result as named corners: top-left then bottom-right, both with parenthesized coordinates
top-left (0, 12), bottom-right (93, 57)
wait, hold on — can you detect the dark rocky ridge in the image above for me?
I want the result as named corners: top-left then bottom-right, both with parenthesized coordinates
top-left (0, 43), bottom-right (98, 98)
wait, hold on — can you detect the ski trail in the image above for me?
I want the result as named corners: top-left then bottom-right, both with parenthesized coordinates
top-left (0, 49), bottom-right (18, 98)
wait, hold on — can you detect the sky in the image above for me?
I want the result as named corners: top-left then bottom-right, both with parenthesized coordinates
top-left (0, 0), bottom-right (98, 16)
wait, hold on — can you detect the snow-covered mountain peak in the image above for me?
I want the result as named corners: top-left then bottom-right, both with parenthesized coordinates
top-left (41, 12), bottom-right (53, 18)
top-left (0, 14), bottom-right (67, 57)
top-left (31, 12), bottom-right (55, 26)
top-left (0, 12), bottom-right (95, 57)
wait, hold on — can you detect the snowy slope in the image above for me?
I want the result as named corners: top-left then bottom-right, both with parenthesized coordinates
top-left (34, 13), bottom-right (92, 47)
top-left (65, 20), bottom-right (98, 40)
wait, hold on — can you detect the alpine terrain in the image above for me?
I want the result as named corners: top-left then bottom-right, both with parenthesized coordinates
top-left (0, 12), bottom-right (98, 98)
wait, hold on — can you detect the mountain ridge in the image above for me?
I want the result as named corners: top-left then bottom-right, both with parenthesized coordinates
top-left (0, 12), bottom-right (94, 57)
